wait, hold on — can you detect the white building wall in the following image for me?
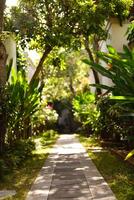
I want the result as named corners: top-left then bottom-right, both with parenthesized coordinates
top-left (89, 18), bottom-right (130, 93)
top-left (3, 34), bottom-right (37, 82)
top-left (24, 51), bottom-right (39, 82)
top-left (101, 18), bottom-right (129, 91)
top-left (4, 35), bottom-right (16, 70)
top-left (109, 18), bottom-right (129, 52)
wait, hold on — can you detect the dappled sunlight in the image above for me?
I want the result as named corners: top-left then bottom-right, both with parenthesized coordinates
top-left (74, 166), bottom-right (89, 171)
top-left (26, 134), bottom-right (116, 200)
top-left (51, 134), bottom-right (86, 154)
top-left (1, 1), bottom-right (133, 200)
top-left (27, 189), bottom-right (49, 197)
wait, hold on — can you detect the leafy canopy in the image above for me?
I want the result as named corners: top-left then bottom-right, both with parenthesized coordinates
top-left (5, 0), bottom-right (133, 50)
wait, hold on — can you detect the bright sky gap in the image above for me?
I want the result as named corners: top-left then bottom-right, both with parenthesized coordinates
top-left (6, 0), bottom-right (18, 7)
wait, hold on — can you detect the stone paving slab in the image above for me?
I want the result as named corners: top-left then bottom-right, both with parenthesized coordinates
top-left (26, 154), bottom-right (58, 200)
top-left (48, 197), bottom-right (92, 200)
top-left (26, 134), bottom-right (117, 200)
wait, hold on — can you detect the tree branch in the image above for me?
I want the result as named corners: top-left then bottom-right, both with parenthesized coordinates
top-left (30, 45), bottom-right (52, 86)
top-left (84, 36), bottom-right (102, 96)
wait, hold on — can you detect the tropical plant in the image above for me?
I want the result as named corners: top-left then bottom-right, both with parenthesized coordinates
top-left (83, 45), bottom-right (134, 96)
top-left (72, 92), bottom-right (99, 134)
top-left (95, 96), bottom-right (129, 141)
top-left (83, 45), bottom-right (134, 144)
top-left (127, 20), bottom-right (134, 48)
top-left (6, 70), bottom-right (43, 145)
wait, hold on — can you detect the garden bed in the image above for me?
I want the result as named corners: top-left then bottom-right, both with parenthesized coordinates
top-left (0, 130), bottom-right (58, 200)
top-left (100, 140), bottom-right (134, 166)
top-left (78, 133), bottom-right (134, 200)
top-left (110, 148), bottom-right (134, 166)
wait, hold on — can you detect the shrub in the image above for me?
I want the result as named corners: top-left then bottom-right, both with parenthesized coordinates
top-left (95, 95), bottom-right (134, 147)
top-left (72, 92), bottom-right (99, 135)
top-left (41, 130), bottom-right (58, 145)
top-left (12, 139), bottom-right (35, 156)
top-left (83, 45), bottom-right (134, 146)
top-left (95, 96), bottom-right (123, 140)
top-left (5, 139), bottom-right (35, 168)
top-left (0, 139), bottom-right (35, 179)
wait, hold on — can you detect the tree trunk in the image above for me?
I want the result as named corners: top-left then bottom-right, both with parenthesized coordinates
top-left (0, 42), bottom-right (7, 85)
top-left (0, 0), bottom-right (7, 85)
top-left (0, 0), bottom-right (6, 32)
top-left (24, 117), bottom-right (32, 139)
top-left (69, 77), bottom-right (75, 97)
top-left (0, 43), bottom-right (7, 153)
top-left (93, 35), bottom-right (100, 64)
top-left (84, 37), bottom-right (102, 96)
top-left (0, 0), bottom-right (7, 153)
top-left (30, 45), bottom-right (52, 86)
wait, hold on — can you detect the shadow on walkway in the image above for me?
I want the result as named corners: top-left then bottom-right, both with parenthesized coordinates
top-left (26, 135), bottom-right (116, 200)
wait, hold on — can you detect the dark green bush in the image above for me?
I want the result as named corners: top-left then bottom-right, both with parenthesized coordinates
top-left (0, 139), bottom-right (35, 180)
top-left (95, 96), bottom-right (134, 148)
top-left (0, 159), bottom-right (7, 179)
top-left (4, 139), bottom-right (35, 168)
top-left (11, 139), bottom-right (35, 157)
top-left (95, 96), bottom-right (123, 140)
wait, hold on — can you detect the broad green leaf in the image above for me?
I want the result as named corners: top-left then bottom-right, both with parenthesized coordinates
top-left (107, 45), bottom-right (117, 55)
top-left (90, 84), bottom-right (113, 91)
top-left (83, 59), bottom-right (113, 79)
top-left (123, 45), bottom-right (133, 59)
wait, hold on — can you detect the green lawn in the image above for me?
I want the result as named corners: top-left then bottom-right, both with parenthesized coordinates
top-left (78, 134), bottom-right (134, 200)
top-left (0, 130), bottom-right (59, 200)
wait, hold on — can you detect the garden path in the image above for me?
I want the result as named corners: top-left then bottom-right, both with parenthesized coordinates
top-left (26, 134), bottom-right (117, 200)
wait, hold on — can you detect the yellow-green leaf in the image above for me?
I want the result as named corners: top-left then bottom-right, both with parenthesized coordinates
top-left (125, 149), bottom-right (134, 160)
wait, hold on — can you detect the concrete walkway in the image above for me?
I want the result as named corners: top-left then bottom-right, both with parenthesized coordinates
top-left (26, 134), bottom-right (117, 200)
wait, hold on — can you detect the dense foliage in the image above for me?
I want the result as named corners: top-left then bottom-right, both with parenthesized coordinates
top-left (84, 45), bottom-right (134, 96)
top-left (81, 46), bottom-right (134, 150)
top-left (127, 20), bottom-right (134, 47)
top-left (42, 49), bottom-right (89, 99)
top-left (0, 1), bottom-right (134, 197)
top-left (73, 92), bottom-right (99, 134)
top-left (6, 71), bottom-right (42, 144)
top-left (4, 0), bottom-right (133, 86)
